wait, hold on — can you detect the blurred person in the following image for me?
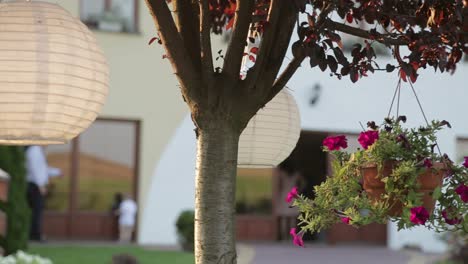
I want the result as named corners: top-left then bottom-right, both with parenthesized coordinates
top-left (110, 192), bottom-right (123, 240)
top-left (25, 146), bottom-right (62, 241)
top-left (275, 161), bottom-right (302, 240)
top-left (117, 193), bottom-right (137, 243)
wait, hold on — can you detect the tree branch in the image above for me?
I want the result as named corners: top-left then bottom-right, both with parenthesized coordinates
top-left (258, 1), bottom-right (298, 97)
top-left (174, 0), bottom-right (201, 71)
top-left (145, 0), bottom-right (202, 101)
top-left (244, 0), bottom-right (282, 87)
top-left (222, 0), bottom-right (255, 79)
top-left (268, 53), bottom-right (306, 101)
top-left (326, 20), bottom-right (410, 46)
top-left (256, 3), bottom-right (333, 104)
top-left (199, 0), bottom-right (214, 84)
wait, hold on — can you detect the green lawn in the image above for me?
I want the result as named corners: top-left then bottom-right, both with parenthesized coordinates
top-left (29, 245), bottom-right (194, 264)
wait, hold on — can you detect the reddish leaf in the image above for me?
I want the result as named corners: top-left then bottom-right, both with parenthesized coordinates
top-left (249, 55), bottom-right (256, 62)
top-left (226, 18), bottom-right (235, 30)
top-left (346, 13), bottom-right (354, 23)
top-left (341, 65), bottom-right (351, 76)
top-left (148, 37), bottom-right (158, 45)
top-left (350, 69), bottom-right (359, 83)
top-left (410, 71), bottom-right (418, 83)
top-left (250, 47), bottom-right (259, 54)
top-left (327, 55), bottom-right (338, 73)
top-left (318, 60), bottom-right (327, 72)
top-left (399, 68), bottom-right (407, 82)
top-left (386, 64), bottom-right (396, 72)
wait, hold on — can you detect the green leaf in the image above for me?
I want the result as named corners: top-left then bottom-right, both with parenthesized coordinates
top-left (432, 186), bottom-right (442, 200)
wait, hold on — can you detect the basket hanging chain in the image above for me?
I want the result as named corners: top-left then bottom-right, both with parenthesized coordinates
top-left (408, 81), bottom-right (444, 159)
top-left (386, 79), bottom-right (445, 162)
top-left (387, 78), bottom-right (402, 118)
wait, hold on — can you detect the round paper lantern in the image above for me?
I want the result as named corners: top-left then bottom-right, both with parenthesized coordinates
top-left (238, 89), bottom-right (301, 168)
top-left (0, 0), bottom-right (109, 145)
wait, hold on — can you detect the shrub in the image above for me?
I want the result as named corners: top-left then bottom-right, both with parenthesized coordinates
top-left (0, 146), bottom-right (29, 255)
top-left (175, 210), bottom-right (195, 252)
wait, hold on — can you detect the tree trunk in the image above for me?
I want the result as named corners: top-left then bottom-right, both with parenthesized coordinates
top-left (194, 122), bottom-right (241, 264)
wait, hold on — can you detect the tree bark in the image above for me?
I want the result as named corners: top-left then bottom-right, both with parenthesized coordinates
top-left (194, 122), bottom-right (241, 264)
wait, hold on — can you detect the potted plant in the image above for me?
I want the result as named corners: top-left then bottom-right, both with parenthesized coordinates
top-left (175, 210), bottom-right (195, 252)
top-left (287, 117), bottom-right (467, 246)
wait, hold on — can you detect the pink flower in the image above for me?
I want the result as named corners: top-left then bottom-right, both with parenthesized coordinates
top-left (323, 135), bottom-right (348, 151)
top-left (341, 217), bottom-right (351, 225)
top-left (285, 187), bottom-right (299, 203)
top-left (442, 209), bottom-right (462, 225)
top-left (463, 157), bottom-right (468, 168)
top-left (423, 158), bottom-right (433, 168)
top-left (289, 228), bottom-right (304, 247)
top-left (410, 206), bottom-right (430, 225)
top-left (358, 130), bottom-right (379, 149)
top-left (455, 184), bottom-right (468, 203)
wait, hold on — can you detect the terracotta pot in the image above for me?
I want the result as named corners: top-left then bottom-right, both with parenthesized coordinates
top-left (361, 161), bottom-right (445, 216)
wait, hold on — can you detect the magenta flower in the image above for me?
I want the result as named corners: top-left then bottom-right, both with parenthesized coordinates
top-left (285, 187), bottom-right (299, 203)
top-left (358, 130), bottom-right (379, 149)
top-left (323, 135), bottom-right (348, 151)
top-left (442, 210), bottom-right (462, 225)
top-left (463, 157), bottom-right (468, 168)
top-left (423, 158), bottom-right (433, 168)
top-left (341, 217), bottom-right (351, 225)
top-left (289, 228), bottom-right (304, 247)
top-left (455, 184), bottom-right (468, 203)
top-left (410, 206), bottom-right (430, 225)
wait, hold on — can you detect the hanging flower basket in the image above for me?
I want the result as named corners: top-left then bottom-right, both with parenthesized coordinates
top-left (286, 117), bottom-right (467, 245)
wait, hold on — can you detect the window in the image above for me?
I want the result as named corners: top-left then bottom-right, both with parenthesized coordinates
top-left (45, 119), bottom-right (139, 213)
top-left (80, 0), bottom-right (138, 33)
top-left (236, 168), bottom-right (273, 215)
top-left (456, 138), bottom-right (468, 163)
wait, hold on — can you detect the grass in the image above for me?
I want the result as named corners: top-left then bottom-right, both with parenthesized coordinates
top-left (29, 245), bottom-right (194, 264)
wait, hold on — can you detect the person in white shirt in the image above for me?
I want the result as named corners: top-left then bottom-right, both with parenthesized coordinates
top-left (25, 146), bottom-right (62, 241)
top-left (117, 194), bottom-right (137, 243)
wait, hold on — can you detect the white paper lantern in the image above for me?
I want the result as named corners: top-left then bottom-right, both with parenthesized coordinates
top-left (238, 89), bottom-right (301, 168)
top-left (0, 0), bottom-right (109, 145)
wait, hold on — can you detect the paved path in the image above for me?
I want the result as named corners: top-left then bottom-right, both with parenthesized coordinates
top-left (238, 243), bottom-right (444, 264)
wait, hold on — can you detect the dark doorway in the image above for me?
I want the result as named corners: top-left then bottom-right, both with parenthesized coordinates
top-left (279, 131), bottom-right (328, 241)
